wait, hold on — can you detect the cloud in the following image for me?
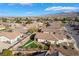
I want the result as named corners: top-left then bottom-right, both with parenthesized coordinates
top-left (45, 6), bottom-right (79, 12)
top-left (19, 3), bottom-right (32, 6)
top-left (7, 3), bottom-right (32, 6)
top-left (7, 3), bottom-right (16, 6)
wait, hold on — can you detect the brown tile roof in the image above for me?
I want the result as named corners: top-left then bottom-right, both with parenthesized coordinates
top-left (0, 31), bottom-right (22, 40)
top-left (14, 27), bottom-right (28, 33)
top-left (35, 29), bottom-right (67, 41)
top-left (41, 21), bottom-right (67, 40)
top-left (35, 32), bottom-right (57, 41)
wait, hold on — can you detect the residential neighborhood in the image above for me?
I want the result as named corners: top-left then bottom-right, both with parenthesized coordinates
top-left (0, 3), bottom-right (79, 56)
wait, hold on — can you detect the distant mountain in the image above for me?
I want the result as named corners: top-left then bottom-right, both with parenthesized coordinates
top-left (44, 12), bottom-right (79, 19)
top-left (0, 12), bottom-right (79, 20)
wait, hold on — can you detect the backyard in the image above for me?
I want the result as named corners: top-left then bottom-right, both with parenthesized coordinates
top-left (19, 39), bottom-right (48, 50)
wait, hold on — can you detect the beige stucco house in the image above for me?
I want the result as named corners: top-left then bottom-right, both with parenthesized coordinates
top-left (0, 31), bottom-right (23, 44)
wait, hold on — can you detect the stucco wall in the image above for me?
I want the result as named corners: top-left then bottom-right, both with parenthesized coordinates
top-left (0, 34), bottom-right (23, 44)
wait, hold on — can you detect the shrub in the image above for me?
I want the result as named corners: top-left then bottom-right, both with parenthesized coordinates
top-left (27, 27), bottom-right (38, 33)
top-left (2, 49), bottom-right (12, 56)
top-left (44, 45), bottom-right (49, 50)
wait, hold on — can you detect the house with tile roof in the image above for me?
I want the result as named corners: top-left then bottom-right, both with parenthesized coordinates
top-left (35, 21), bottom-right (73, 46)
top-left (35, 32), bottom-right (57, 44)
top-left (0, 31), bottom-right (23, 44)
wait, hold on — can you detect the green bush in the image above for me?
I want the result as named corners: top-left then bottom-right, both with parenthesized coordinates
top-left (44, 45), bottom-right (49, 50)
top-left (38, 45), bottom-right (43, 49)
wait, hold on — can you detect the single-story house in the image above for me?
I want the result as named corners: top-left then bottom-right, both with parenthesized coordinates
top-left (34, 32), bottom-right (57, 44)
top-left (41, 21), bottom-right (63, 33)
top-left (0, 31), bottom-right (23, 44)
top-left (35, 32), bottom-right (72, 46)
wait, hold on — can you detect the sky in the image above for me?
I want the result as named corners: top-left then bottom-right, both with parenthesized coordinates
top-left (0, 3), bottom-right (79, 16)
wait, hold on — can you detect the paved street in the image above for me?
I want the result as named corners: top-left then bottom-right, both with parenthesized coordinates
top-left (65, 25), bottom-right (79, 49)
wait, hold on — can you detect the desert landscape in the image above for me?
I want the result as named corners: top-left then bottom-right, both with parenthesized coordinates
top-left (0, 3), bottom-right (79, 56)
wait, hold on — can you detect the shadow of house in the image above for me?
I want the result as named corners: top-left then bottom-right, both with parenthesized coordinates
top-left (30, 33), bottom-right (36, 40)
top-left (14, 52), bottom-right (24, 56)
top-left (32, 50), bottom-right (59, 56)
top-left (32, 51), bottom-right (47, 56)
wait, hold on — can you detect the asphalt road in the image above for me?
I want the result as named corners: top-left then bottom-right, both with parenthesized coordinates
top-left (65, 25), bottom-right (79, 48)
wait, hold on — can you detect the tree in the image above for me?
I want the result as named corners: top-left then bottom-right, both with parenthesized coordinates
top-left (74, 17), bottom-right (79, 22)
top-left (25, 17), bottom-right (28, 20)
top-left (36, 19), bottom-right (40, 22)
top-left (2, 18), bottom-right (7, 22)
top-left (2, 49), bottom-right (12, 56)
top-left (54, 18), bottom-right (59, 21)
top-left (27, 27), bottom-right (38, 33)
top-left (15, 19), bottom-right (22, 23)
top-left (44, 18), bottom-right (49, 21)
top-left (53, 32), bottom-right (56, 34)
top-left (45, 22), bottom-right (50, 27)
top-left (26, 20), bottom-right (32, 24)
top-left (61, 18), bottom-right (67, 23)
top-left (38, 29), bottom-right (42, 32)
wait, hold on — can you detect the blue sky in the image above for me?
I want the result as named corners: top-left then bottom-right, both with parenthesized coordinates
top-left (0, 3), bottom-right (79, 16)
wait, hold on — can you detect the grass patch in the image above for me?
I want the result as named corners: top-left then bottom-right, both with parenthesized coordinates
top-left (19, 39), bottom-right (49, 50)
top-left (20, 39), bottom-right (33, 48)
top-left (43, 45), bottom-right (49, 50)
top-left (24, 39), bottom-right (33, 45)
top-left (25, 42), bottom-right (38, 48)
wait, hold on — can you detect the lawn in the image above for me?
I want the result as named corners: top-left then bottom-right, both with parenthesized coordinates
top-left (20, 39), bottom-right (49, 50)
top-left (25, 42), bottom-right (39, 48)
top-left (20, 40), bottom-right (40, 48)
top-left (20, 39), bottom-right (33, 48)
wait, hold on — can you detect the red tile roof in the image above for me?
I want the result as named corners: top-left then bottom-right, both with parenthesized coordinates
top-left (0, 31), bottom-right (22, 39)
